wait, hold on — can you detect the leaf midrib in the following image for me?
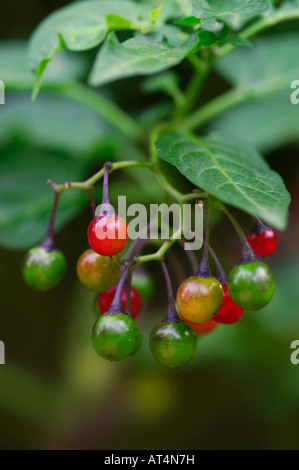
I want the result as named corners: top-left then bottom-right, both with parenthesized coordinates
top-left (188, 135), bottom-right (271, 211)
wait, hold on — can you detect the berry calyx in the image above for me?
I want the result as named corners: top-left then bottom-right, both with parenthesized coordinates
top-left (97, 285), bottom-right (142, 319)
top-left (228, 262), bottom-right (275, 311)
top-left (92, 313), bottom-right (141, 361)
top-left (150, 321), bottom-right (197, 368)
top-left (247, 219), bottom-right (279, 257)
top-left (179, 314), bottom-right (218, 335)
top-left (177, 276), bottom-right (223, 323)
top-left (76, 249), bottom-right (120, 292)
top-left (22, 246), bottom-right (66, 291)
top-left (213, 283), bottom-right (245, 325)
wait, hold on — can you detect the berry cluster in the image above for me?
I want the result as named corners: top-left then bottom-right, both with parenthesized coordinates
top-left (22, 163), bottom-right (278, 369)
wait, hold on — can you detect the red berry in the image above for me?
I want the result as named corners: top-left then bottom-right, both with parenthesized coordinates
top-left (213, 283), bottom-right (244, 325)
top-left (87, 215), bottom-right (128, 256)
top-left (247, 227), bottom-right (278, 257)
top-left (180, 316), bottom-right (218, 335)
top-left (97, 286), bottom-right (142, 319)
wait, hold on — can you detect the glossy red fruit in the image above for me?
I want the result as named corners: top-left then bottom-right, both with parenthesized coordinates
top-left (247, 227), bottom-right (278, 257)
top-left (213, 283), bottom-right (245, 325)
top-left (180, 314), bottom-right (218, 335)
top-left (87, 215), bottom-right (128, 256)
top-left (98, 286), bottom-right (142, 319)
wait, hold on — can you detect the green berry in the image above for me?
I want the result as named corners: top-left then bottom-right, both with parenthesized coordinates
top-left (228, 262), bottom-right (275, 311)
top-left (150, 321), bottom-right (197, 369)
top-left (92, 313), bottom-right (141, 361)
top-left (22, 247), bottom-right (66, 291)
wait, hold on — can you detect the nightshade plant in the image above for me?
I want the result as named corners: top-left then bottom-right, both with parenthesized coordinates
top-left (18, 0), bottom-right (295, 367)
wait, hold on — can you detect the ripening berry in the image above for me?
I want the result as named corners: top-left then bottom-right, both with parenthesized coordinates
top-left (97, 286), bottom-right (142, 319)
top-left (247, 227), bottom-right (279, 257)
top-left (213, 283), bottom-right (245, 325)
top-left (180, 315), bottom-right (218, 335)
top-left (76, 249), bottom-right (120, 292)
top-left (87, 215), bottom-right (128, 256)
top-left (176, 276), bottom-right (223, 323)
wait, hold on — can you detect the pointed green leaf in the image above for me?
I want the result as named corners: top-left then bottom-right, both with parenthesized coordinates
top-left (192, 0), bottom-right (270, 29)
top-left (28, 0), bottom-right (154, 98)
top-left (88, 30), bottom-right (216, 87)
top-left (156, 131), bottom-right (290, 229)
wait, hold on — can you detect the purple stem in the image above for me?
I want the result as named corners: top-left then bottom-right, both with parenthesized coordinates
top-left (209, 247), bottom-right (227, 284)
top-left (108, 258), bottom-right (137, 315)
top-left (253, 217), bottom-right (270, 235)
top-left (196, 208), bottom-right (211, 278)
top-left (41, 192), bottom-right (60, 252)
top-left (160, 260), bottom-right (179, 323)
top-left (126, 222), bottom-right (152, 259)
top-left (102, 162), bottom-right (112, 205)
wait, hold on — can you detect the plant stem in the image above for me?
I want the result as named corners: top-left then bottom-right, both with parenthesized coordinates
top-left (196, 208), bottom-right (211, 278)
top-left (137, 227), bottom-right (183, 265)
top-left (176, 54), bottom-right (210, 119)
top-left (209, 247), bottom-right (227, 284)
top-left (215, 7), bottom-right (299, 59)
top-left (48, 161), bottom-right (152, 194)
top-left (160, 260), bottom-right (179, 323)
top-left (101, 162), bottom-right (112, 205)
top-left (109, 258), bottom-right (137, 315)
top-left (55, 82), bottom-right (144, 141)
top-left (221, 206), bottom-right (256, 263)
top-left (42, 191), bottom-right (60, 251)
top-left (181, 86), bottom-right (254, 132)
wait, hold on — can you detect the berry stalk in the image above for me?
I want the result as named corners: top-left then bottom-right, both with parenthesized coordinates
top-left (108, 258), bottom-right (137, 315)
top-left (42, 191), bottom-right (60, 252)
top-left (160, 260), bottom-right (179, 323)
top-left (196, 207), bottom-right (211, 278)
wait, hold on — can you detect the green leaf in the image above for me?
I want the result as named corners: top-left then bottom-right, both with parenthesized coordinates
top-left (209, 91), bottom-right (299, 154)
top-left (215, 33), bottom-right (299, 91)
top-left (141, 71), bottom-right (184, 105)
top-left (0, 41), bottom-right (87, 90)
top-left (176, 16), bottom-right (202, 25)
top-left (211, 33), bottom-right (299, 151)
top-left (192, 0), bottom-right (270, 29)
top-left (0, 149), bottom-right (89, 250)
top-left (88, 30), bottom-right (216, 87)
top-left (156, 131), bottom-right (290, 229)
top-left (0, 94), bottom-right (114, 157)
top-left (28, 0), bottom-right (154, 98)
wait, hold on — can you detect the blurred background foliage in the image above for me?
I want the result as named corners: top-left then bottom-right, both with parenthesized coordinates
top-left (1, 0), bottom-right (299, 450)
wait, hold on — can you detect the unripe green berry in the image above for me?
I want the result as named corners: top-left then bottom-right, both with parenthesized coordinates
top-left (92, 313), bottom-right (141, 361)
top-left (22, 247), bottom-right (66, 291)
top-left (150, 321), bottom-right (197, 369)
top-left (228, 262), bottom-right (275, 311)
